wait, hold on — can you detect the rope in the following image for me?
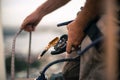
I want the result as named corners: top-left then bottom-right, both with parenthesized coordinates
top-left (11, 29), bottom-right (32, 79)
top-left (11, 29), bottom-right (22, 80)
top-left (27, 32), bottom-right (32, 78)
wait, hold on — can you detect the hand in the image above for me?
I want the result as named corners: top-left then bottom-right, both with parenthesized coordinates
top-left (66, 20), bottom-right (85, 53)
top-left (21, 10), bottom-right (43, 32)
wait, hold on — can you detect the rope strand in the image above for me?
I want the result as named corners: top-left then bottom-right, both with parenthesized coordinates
top-left (11, 29), bottom-right (22, 80)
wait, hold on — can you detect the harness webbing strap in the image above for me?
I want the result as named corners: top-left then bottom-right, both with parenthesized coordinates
top-left (84, 17), bottom-right (102, 52)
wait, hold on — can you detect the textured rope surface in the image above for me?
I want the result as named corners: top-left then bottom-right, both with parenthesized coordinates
top-left (11, 29), bottom-right (22, 80)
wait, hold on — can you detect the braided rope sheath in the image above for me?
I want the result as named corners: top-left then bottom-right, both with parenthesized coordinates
top-left (11, 29), bottom-right (22, 80)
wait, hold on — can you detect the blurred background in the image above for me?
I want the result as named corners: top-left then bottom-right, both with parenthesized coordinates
top-left (1, 0), bottom-right (85, 79)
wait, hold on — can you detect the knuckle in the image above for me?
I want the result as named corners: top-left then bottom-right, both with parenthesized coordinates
top-left (73, 42), bottom-right (79, 47)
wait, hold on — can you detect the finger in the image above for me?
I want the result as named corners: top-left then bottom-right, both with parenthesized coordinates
top-left (72, 44), bottom-right (81, 51)
top-left (25, 27), bottom-right (33, 32)
top-left (22, 25), bottom-right (34, 32)
top-left (32, 26), bottom-right (36, 31)
top-left (21, 24), bottom-right (25, 30)
top-left (66, 41), bottom-right (72, 54)
top-left (66, 25), bottom-right (69, 30)
top-left (27, 27), bottom-right (34, 32)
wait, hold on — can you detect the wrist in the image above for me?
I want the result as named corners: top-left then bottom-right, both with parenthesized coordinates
top-left (73, 18), bottom-right (86, 32)
top-left (74, 11), bottom-right (95, 31)
top-left (35, 6), bottom-right (47, 18)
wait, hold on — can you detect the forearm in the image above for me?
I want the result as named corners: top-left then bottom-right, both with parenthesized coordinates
top-left (36, 0), bottom-right (70, 16)
top-left (75, 0), bottom-right (103, 31)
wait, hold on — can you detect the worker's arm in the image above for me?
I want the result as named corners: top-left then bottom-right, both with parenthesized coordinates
top-left (75, 0), bottom-right (102, 27)
top-left (21, 0), bottom-right (70, 31)
top-left (36, 0), bottom-right (70, 16)
top-left (66, 0), bottom-right (103, 53)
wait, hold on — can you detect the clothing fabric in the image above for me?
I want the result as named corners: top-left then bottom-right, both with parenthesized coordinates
top-left (62, 51), bottom-right (80, 80)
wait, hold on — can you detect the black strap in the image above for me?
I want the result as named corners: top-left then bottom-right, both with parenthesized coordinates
top-left (84, 17), bottom-right (102, 52)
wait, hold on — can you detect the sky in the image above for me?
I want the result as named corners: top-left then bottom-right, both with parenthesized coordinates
top-left (1, 0), bottom-right (85, 27)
